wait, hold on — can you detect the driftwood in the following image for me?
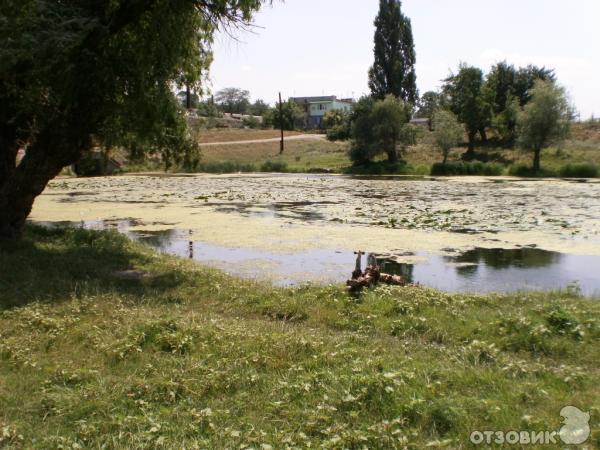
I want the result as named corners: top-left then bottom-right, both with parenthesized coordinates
top-left (347, 251), bottom-right (408, 293)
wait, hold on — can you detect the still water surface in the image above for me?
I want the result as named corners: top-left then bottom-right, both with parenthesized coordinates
top-left (36, 220), bottom-right (600, 296)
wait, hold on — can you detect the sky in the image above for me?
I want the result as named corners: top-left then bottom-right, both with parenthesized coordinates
top-left (209, 0), bottom-right (599, 118)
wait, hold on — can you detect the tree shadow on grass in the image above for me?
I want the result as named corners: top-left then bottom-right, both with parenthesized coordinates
top-left (462, 149), bottom-right (514, 165)
top-left (0, 225), bottom-right (186, 310)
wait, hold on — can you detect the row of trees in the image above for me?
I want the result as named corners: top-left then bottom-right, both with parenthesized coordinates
top-left (178, 86), bottom-right (309, 131)
top-left (339, 0), bottom-right (573, 172)
top-left (178, 87), bottom-right (270, 116)
top-left (417, 62), bottom-right (558, 155)
top-left (185, 87), bottom-right (310, 131)
top-left (429, 79), bottom-right (572, 171)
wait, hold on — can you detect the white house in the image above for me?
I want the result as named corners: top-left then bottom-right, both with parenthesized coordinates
top-left (290, 96), bottom-right (353, 128)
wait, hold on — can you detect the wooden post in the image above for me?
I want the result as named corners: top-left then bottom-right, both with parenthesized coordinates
top-left (279, 92), bottom-right (284, 155)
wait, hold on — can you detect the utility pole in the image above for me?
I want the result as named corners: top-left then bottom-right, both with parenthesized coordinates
top-left (186, 84), bottom-right (191, 110)
top-left (279, 92), bottom-right (284, 155)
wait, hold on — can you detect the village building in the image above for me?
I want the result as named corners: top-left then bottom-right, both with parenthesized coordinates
top-left (290, 95), bottom-right (354, 129)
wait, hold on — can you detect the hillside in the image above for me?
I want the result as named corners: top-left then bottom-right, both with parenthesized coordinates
top-left (114, 122), bottom-right (600, 176)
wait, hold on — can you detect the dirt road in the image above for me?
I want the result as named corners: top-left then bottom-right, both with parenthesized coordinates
top-left (200, 134), bottom-right (326, 146)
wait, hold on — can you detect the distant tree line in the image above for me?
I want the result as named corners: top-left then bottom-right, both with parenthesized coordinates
top-left (186, 0), bottom-right (575, 174)
top-left (415, 62), bottom-right (573, 171)
top-left (178, 86), bottom-right (271, 120)
top-left (333, 0), bottom-right (574, 174)
top-left (416, 62), bottom-right (558, 152)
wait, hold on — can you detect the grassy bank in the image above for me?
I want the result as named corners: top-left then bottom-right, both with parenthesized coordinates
top-left (172, 123), bottom-right (600, 177)
top-left (199, 138), bottom-right (349, 173)
top-left (1, 226), bottom-right (599, 448)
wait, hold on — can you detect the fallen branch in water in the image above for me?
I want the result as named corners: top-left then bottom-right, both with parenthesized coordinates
top-left (346, 251), bottom-right (409, 293)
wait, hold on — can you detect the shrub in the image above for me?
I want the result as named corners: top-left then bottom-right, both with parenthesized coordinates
top-left (430, 162), bottom-right (504, 176)
top-left (344, 161), bottom-right (415, 175)
top-left (264, 101), bottom-right (304, 130)
top-left (545, 307), bottom-right (583, 339)
top-left (348, 95), bottom-right (413, 163)
top-left (242, 116), bottom-right (261, 129)
top-left (508, 163), bottom-right (557, 177)
top-left (191, 116), bottom-right (219, 130)
top-left (72, 153), bottom-right (104, 176)
top-left (431, 109), bottom-right (463, 163)
top-left (424, 400), bottom-right (465, 435)
top-left (326, 124), bottom-right (351, 141)
top-left (260, 160), bottom-right (288, 172)
top-left (322, 109), bottom-right (350, 129)
top-left (559, 163), bottom-right (599, 178)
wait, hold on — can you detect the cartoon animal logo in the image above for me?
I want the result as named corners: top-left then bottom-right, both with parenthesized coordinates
top-left (559, 406), bottom-right (591, 445)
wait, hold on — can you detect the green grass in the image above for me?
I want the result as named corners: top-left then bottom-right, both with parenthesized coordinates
top-left (559, 162), bottom-right (599, 178)
top-left (194, 124), bottom-right (600, 177)
top-left (342, 161), bottom-right (430, 176)
top-left (1, 226), bottom-right (599, 448)
top-left (508, 163), bottom-right (559, 178)
top-left (199, 138), bottom-right (350, 173)
top-left (115, 123), bottom-right (600, 177)
top-left (430, 162), bottom-right (504, 176)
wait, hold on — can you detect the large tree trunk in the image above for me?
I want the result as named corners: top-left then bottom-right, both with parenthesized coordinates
top-left (479, 128), bottom-right (488, 143)
top-left (0, 157), bottom-right (62, 239)
top-left (386, 138), bottom-right (398, 163)
top-left (463, 131), bottom-right (476, 160)
top-left (0, 140), bottom-right (18, 191)
top-left (0, 127), bottom-right (84, 239)
top-left (386, 148), bottom-right (398, 163)
top-left (0, 96), bottom-right (25, 192)
top-left (532, 147), bottom-right (541, 173)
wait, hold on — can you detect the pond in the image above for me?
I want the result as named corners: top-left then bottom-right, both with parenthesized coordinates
top-left (30, 174), bottom-right (600, 296)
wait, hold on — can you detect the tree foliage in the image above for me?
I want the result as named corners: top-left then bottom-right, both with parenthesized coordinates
top-left (372, 95), bottom-right (413, 162)
top-left (416, 91), bottom-right (440, 123)
top-left (0, 0), bottom-right (266, 238)
top-left (177, 90), bottom-right (199, 109)
top-left (322, 110), bottom-right (347, 129)
top-left (249, 99), bottom-right (270, 116)
top-left (214, 87), bottom-right (251, 114)
top-left (196, 98), bottom-right (221, 118)
top-left (514, 65), bottom-right (556, 106)
top-left (438, 62), bottom-right (557, 154)
top-left (442, 65), bottom-right (491, 156)
top-left (432, 110), bottom-right (463, 164)
top-left (323, 110), bottom-right (351, 141)
top-left (349, 95), bottom-right (412, 164)
top-left (264, 101), bottom-right (304, 131)
top-left (483, 62), bottom-right (555, 143)
top-left (517, 80), bottom-right (572, 172)
top-left (484, 62), bottom-right (517, 116)
top-left (348, 97), bottom-right (377, 165)
top-left (368, 0), bottom-right (417, 104)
